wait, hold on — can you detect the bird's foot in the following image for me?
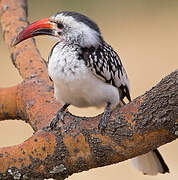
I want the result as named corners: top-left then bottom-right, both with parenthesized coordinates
top-left (98, 102), bottom-right (111, 134)
top-left (98, 115), bottom-right (109, 134)
top-left (50, 104), bottom-right (70, 130)
top-left (50, 112), bottom-right (65, 130)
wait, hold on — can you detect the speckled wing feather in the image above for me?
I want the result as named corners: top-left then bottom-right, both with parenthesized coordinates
top-left (81, 41), bottom-right (131, 102)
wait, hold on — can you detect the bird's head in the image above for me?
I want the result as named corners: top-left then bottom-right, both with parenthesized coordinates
top-left (12, 11), bottom-right (103, 48)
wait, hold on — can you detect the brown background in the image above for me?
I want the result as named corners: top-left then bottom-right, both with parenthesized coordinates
top-left (0, 0), bottom-right (177, 179)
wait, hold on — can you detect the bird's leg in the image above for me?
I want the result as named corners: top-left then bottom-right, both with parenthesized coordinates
top-left (50, 103), bottom-right (70, 129)
top-left (98, 102), bottom-right (112, 132)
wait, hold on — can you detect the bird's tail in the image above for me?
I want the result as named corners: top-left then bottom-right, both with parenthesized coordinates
top-left (131, 149), bottom-right (169, 175)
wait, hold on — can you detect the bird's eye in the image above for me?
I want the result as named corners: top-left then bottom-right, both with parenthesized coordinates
top-left (57, 23), bottom-right (64, 29)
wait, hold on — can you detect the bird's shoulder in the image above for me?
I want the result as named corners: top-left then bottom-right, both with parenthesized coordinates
top-left (80, 41), bottom-right (131, 102)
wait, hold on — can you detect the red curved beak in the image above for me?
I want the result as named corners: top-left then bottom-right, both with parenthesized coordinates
top-left (12, 18), bottom-right (53, 46)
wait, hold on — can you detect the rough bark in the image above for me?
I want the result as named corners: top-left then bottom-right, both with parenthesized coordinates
top-left (0, 0), bottom-right (178, 179)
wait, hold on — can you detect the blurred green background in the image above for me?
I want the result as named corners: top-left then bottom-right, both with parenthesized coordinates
top-left (0, 0), bottom-right (177, 180)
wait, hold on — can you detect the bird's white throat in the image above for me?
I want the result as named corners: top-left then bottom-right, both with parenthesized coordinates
top-left (48, 42), bottom-right (86, 82)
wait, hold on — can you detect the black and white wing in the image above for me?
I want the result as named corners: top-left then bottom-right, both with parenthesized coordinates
top-left (81, 41), bottom-right (131, 102)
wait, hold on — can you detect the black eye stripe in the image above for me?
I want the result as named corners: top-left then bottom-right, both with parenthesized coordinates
top-left (57, 23), bottom-right (64, 29)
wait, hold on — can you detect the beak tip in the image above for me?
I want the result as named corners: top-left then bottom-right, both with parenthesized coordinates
top-left (11, 37), bottom-right (18, 47)
top-left (11, 18), bottom-right (52, 47)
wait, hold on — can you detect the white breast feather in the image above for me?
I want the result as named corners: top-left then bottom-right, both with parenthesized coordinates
top-left (48, 42), bottom-right (120, 108)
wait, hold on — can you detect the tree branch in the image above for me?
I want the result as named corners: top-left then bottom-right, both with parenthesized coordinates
top-left (0, 0), bottom-right (49, 81)
top-left (0, 86), bottom-right (18, 120)
top-left (0, 0), bottom-right (178, 179)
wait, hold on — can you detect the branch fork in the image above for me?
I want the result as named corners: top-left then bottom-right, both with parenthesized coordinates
top-left (0, 0), bottom-right (177, 179)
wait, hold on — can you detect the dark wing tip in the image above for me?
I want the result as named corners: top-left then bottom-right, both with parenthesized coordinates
top-left (120, 84), bottom-right (131, 102)
top-left (125, 85), bottom-right (131, 102)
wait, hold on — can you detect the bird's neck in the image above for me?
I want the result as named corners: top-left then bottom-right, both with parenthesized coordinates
top-left (48, 41), bottom-right (88, 82)
top-left (48, 41), bottom-right (83, 69)
top-left (48, 40), bottom-right (102, 68)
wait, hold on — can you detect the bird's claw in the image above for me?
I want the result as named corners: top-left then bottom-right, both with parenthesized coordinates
top-left (50, 112), bottom-right (65, 130)
top-left (98, 115), bottom-right (108, 134)
top-left (50, 104), bottom-right (69, 130)
top-left (50, 116), bottom-right (58, 130)
top-left (98, 125), bottom-right (106, 135)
